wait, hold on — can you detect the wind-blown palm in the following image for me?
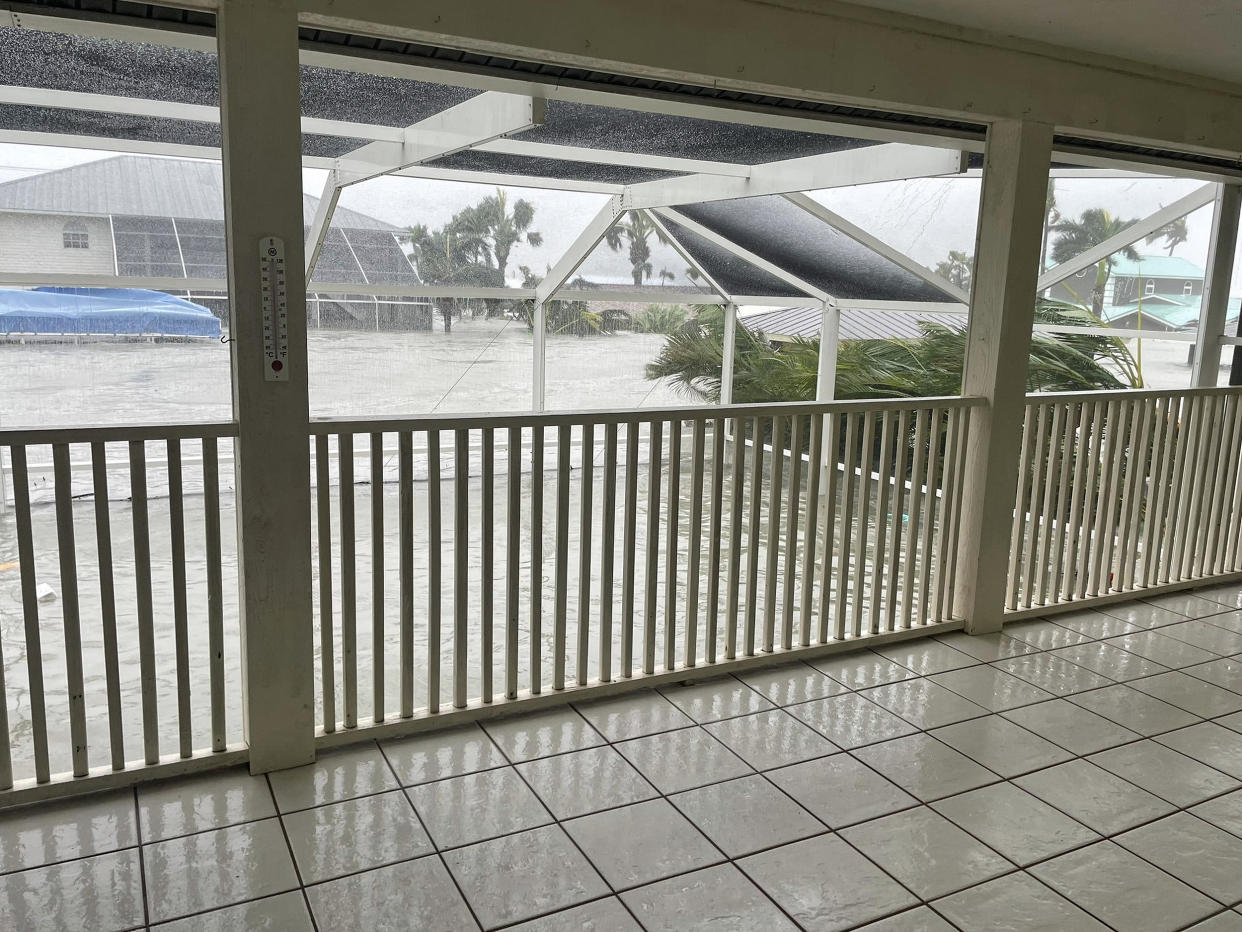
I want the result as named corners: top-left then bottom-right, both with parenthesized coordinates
top-left (463, 189), bottom-right (543, 282)
top-left (1050, 208), bottom-right (1140, 314)
top-left (1146, 215), bottom-right (1189, 256)
top-left (605, 212), bottom-right (670, 286)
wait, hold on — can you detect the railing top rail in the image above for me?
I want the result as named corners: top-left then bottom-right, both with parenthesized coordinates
top-left (0, 421), bottom-right (239, 447)
top-left (1026, 385), bottom-right (1242, 406)
top-left (308, 395), bottom-right (986, 435)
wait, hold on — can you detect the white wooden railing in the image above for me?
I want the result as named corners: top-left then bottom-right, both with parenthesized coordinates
top-left (1007, 386), bottom-right (1242, 612)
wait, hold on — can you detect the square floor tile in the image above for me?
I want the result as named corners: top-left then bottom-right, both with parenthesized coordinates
top-left (405, 766), bottom-right (550, 848)
top-left (671, 775), bottom-right (821, 857)
top-left (1156, 723), bottom-right (1242, 779)
top-left (1068, 684), bottom-right (1201, 735)
top-left (875, 639), bottom-right (980, 675)
top-left (1222, 712), bottom-right (1242, 734)
top-left (768, 754), bottom-right (918, 828)
top-left (1144, 592), bottom-right (1230, 619)
top-left (575, 689), bottom-right (694, 740)
top-left (931, 783), bottom-right (1099, 866)
top-left (1052, 609), bottom-right (1143, 638)
top-left (1098, 601), bottom-right (1191, 628)
top-left (928, 666), bottom-right (1053, 711)
top-left (1160, 621), bottom-right (1242, 656)
top-left (841, 807), bottom-right (1011, 900)
top-left (1089, 740), bottom-right (1239, 807)
top-left (1107, 631), bottom-right (1219, 668)
top-left (993, 653), bottom-right (1113, 696)
top-left (0, 850), bottom-right (143, 932)
top-left (860, 678), bottom-right (989, 729)
top-left (808, 650), bottom-right (917, 689)
top-left (1031, 841), bottom-right (1217, 932)
top-left (853, 734), bottom-right (999, 802)
top-left (138, 767), bottom-right (275, 843)
top-left (144, 818), bottom-right (299, 923)
top-left (1194, 584), bottom-right (1242, 610)
top-left (1185, 658), bottom-right (1242, 693)
top-left (157, 891), bottom-right (314, 931)
top-left (268, 744), bottom-right (399, 813)
top-left (931, 715), bottom-right (1074, 778)
top-left (1131, 671), bottom-right (1242, 718)
top-left (307, 855), bottom-right (475, 932)
top-left (740, 834), bottom-right (917, 932)
top-left (282, 789), bottom-right (432, 884)
top-left (934, 872), bottom-right (1109, 931)
top-left (616, 726), bottom-right (751, 794)
top-left (621, 863), bottom-right (799, 932)
top-left (0, 789), bottom-right (137, 873)
top-left (1014, 759), bottom-right (1176, 834)
top-left (1117, 812), bottom-right (1242, 905)
top-left (1003, 698), bottom-right (1143, 755)
top-left (481, 707), bottom-right (604, 762)
top-left (1202, 610), bottom-right (1242, 633)
top-left (1051, 642), bottom-right (1169, 681)
top-left (564, 798), bottom-right (720, 889)
top-left (1192, 789), bottom-right (1242, 838)
top-left (445, 825), bottom-right (608, 929)
top-left (504, 898), bottom-right (641, 931)
top-left (1186, 913), bottom-right (1242, 932)
top-left (934, 631), bottom-right (1037, 662)
top-left (380, 723), bottom-right (507, 786)
top-left (787, 693), bottom-right (918, 748)
top-left (738, 663), bottom-right (851, 705)
top-left (1003, 618), bottom-right (1091, 650)
top-left (704, 709), bottom-right (837, 771)
top-left (854, 907), bottom-right (957, 931)
top-left (516, 745), bottom-right (656, 819)
top-left (659, 677), bottom-right (774, 723)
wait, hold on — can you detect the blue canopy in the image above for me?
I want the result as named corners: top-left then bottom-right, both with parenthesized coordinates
top-left (0, 287), bottom-right (221, 337)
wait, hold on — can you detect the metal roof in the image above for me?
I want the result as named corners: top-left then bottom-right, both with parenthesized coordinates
top-left (1110, 254), bottom-right (1206, 279)
top-left (743, 305), bottom-right (967, 342)
top-left (0, 155), bottom-right (398, 230)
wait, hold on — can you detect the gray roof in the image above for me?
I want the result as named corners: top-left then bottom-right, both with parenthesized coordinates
top-left (0, 155), bottom-right (397, 230)
top-left (744, 305), bottom-right (967, 342)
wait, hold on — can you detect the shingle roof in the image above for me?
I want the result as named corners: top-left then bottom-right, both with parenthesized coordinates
top-left (1111, 254), bottom-right (1205, 279)
top-left (0, 155), bottom-right (396, 230)
top-left (742, 305), bottom-right (966, 342)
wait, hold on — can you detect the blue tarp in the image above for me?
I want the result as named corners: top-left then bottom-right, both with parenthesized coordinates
top-left (0, 287), bottom-right (220, 337)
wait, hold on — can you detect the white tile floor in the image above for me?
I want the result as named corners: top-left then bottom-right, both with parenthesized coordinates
top-left (7, 586), bottom-right (1242, 930)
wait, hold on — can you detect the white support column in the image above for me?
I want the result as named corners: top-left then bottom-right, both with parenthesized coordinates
top-left (218, 0), bottom-right (316, 773)
top-left (953, 120), bottom-right (1054, 634)
top-left (1192, 184), bottom-right (1241, 387)
top-left (720, 302), bottom-right (737, 405)
top-left (532, 300), bottom-right (547, 412)
top-left (816, 301), bottom-right (841, 401)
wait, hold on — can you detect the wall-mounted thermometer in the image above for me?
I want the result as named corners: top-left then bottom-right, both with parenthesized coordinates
top-left (259, 235), bottom-right (289, 382)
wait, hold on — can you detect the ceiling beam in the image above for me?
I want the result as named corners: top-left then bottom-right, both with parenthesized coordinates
top-left (387, 164), bottom-right (622, 194)
top-left (622, 144), bottom-right (967, 209)
top-left (1036, 183), bottom-right (1218, 291)
top-left (535, 195), bottom-right (624, 304)
top-left (476, 138), bottom-right (751, 177)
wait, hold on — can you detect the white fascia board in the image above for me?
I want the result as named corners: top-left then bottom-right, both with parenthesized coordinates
top-left (553, 288), bottom-right (724, 304)
top-left (653, 205), bottom-right (828, 302)
top-left (643, 207), bottom-right (733, 301)
top-left (388, 164), bottom-right (623, 194)
top-left (308, 282), bottom-right (534, 300)
top-left (732, 295), bottom-right (810, 307)
top-left (476, 138), bottom-right (751, 177)
top-left (534, 195), bottom-right (625, 304)
top-left (0, 128), bottom-right (221, 160)
top-left (623, 144), bottom-right (967, 209)
top-left (1036, 183), bottom-right (1217, 291)
top-left (784, 191), bottom-right (969, 304)
top-left (334, 91), bottom-right (545, 183)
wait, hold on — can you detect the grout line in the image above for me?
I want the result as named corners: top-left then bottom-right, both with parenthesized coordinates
top-left (265, 773), bottom-right (321, 932)
top-left (133, 786), bottom-right (151, 930)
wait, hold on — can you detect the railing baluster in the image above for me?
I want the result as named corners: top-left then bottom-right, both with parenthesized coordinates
top-left (644, 420), bottom-right (663, 674)
top-left (1088, 401), bottom-right (1117, 595)
top-left (744, 417), bottom-right (763, 655)
top-left (1021, 405), bottom-right (1049, 607)
top-left (482, 428), bottom-right (495, 703)
top-left (870, 412), bottom-right (894, 635)
top-left (315, 435), bottom-right (336, 732)
top-left (129, 440), bottom-right (158, 765)
top-left (885, 410), bottom-right (910, 633)
top-left (1061, 403), bottom-right (1092, 603)
top-left (1226, 397), bottom-right (1242, 570)
top-left (554, 425), bottom-right (571, 691)
top-left (428, 429), bottom-right (442, 712)
top-left (577, 423), bottom-right (594, 686)
top-left (166, 439), bottom-right (191, 758)
top-left (203, 437), bottom-right (226, 751)
top-left (1121, 399), bottom-right (1153, 590)
top-left (818, 413), bottom-right (840, 641)
top-left (1213, 396), bottom-right (1242, 573)
top-left (621, 421), bottom-right (639, 676)
top-left (852, 412), bottom-right (875, 637)
top-left (338, 433), bottom-right (357, 728)
top-left (398, 431), bottom-right (414, 717)
top-left (92, 441), bottom-right (125, 768)
top-left (1194, 395), bottom-right (1225, 578)
top-left (782, 415), bottom-right (804, 649)
top-left (454, 428), bottom-right (470, 709)
top-left (902, 410), bottom-right (928, 627)
top-left (1007, 406), bottom-right (1034, 610)
top-left (53, 444), bottom-right (88, 777)
top-left (799, 414), bottom-right (822, 646)
top-left (917, 409), bottom-right (942, 625)
top-left (1049, 404), bottom-right (1076, 603)
top-left (664, 420), bottom-right (681, 670)
top-left (505, 427), bottom-right (520, 699)
top-left (835, 414), bottom-right (857, 639)
top-left (0, 615), bottom-right (8, 788)
top-left (931, 409), bottom-right (959, 623)
top-left (370, 432), bottom-right (385, 722)
top-left (706, 418), bottom-right (725, 662)
top-left (1079, 401), bottom-right (1106, 598)
top-left (1035, 403), bottom-right (1064, 604)
top-left (10, 447), bottom-right (49, 783)
top-left (1101, 400), bottom-right (1130, 592)
top-left (1171, 396), bottom-right (1202, 581)
top-left (725, 417), bottom-right (745, 659)
top-left (530, 426), bottom-right (543, 692)
top-left (600, 424), bottom-right (618, 681)
top-left (763, 416), bottom-right (784, 653)
top-left (686, 419), bottom-right (706, 667)
top-left (943, 405), bottom-right (970, 620)
top-left (1140, 397), bottom-right (1171, 587)
top-left (1108, 400), bottom-right (1139, 591)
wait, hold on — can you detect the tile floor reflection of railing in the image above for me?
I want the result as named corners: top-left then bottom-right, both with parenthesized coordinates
top-left (4, 582), bottom-right (1242, 931)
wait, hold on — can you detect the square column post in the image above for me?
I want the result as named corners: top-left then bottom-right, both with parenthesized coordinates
top-left (218, 0), bottom-right (316, 772)
top-left (1192, 184), bottom-right (1241, 387)
top-left (953, 120), bottom-right (1054, 634)
top-left (816, 300), bottom-right (841, 402)
top-left (720, 302), bottom-right (737, 405)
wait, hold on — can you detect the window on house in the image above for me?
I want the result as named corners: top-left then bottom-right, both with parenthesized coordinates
top-left (1145, 280), bottom-right (1156, 295)
top-left (62, 225), bottom-right (89, 249)
top-left (1184, 281), bottom-right (1194, 295)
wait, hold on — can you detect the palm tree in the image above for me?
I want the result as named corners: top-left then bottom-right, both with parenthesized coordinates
top-left (605, 212), bottom-right (669, 286)
top-left (1049, 208), bottom-right (1140, 315)
top-left (467, 189), bottom-right (543, 283)
top-left (934, 251), bottom-right (974, 290)
top-left (1146, 215), bottom-right (1189, 255)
